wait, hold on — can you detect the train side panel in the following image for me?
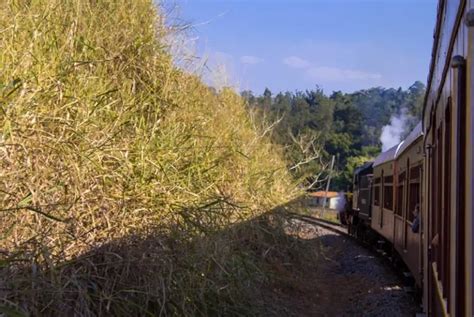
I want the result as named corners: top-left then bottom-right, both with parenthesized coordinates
top-left (422, 0), bottom-right (473, 315)
top-left (467, 2), bottom-right (474, 316)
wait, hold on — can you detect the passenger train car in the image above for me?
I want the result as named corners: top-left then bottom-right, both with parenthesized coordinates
top-left (349, 1), bottom-right (473, 315)
top-left (422, 1), bottom-right (473, 315)
top-left (350, 125), bottom-right (424, 286)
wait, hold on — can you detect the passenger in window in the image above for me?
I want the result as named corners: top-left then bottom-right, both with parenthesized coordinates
top-left (431, 233), bottom-right (439, 247)
top-left (411, 204), bottom-right (420, 233)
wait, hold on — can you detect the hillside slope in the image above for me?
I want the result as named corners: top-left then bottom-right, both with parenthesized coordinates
top-left (0, 1), bottom-right (299, 315)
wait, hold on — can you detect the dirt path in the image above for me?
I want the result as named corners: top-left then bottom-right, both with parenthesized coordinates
top-left (264, 218), bottom-right (420, 316)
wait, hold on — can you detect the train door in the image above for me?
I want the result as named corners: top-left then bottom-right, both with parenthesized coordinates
top-left (426, 105), bottom-right (440, 316)
top-left (428, 117), bottom-right (443, 316)
top-left (380, 170), bottom-right (384, 228)
top-left (451, 53), bottom-right (467, 317)
top-left (417, 164), bottom-right (423, 289)
top-left (373, 175), bottom-right (381, 229)
top-left (394, 166), bottom-right (405, 252)
top-left (442, 101), bottom-right (451, 313)
top-left (466, 9), bottom-right (474, 316)
top-left (404, 158), bottom-right (409, 250)
top-left (424, 109), bottom-right (433, 314)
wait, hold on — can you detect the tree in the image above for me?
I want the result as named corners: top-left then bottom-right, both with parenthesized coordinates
top-left (247, 81), bottom-right (425, 191)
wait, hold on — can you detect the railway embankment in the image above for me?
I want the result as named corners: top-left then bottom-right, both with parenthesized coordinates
top-left (0, 1), bottom-right (299, 315)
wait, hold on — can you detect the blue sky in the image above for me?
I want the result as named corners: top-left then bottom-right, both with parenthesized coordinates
top-left (166, 0), bottom-right (437, 94)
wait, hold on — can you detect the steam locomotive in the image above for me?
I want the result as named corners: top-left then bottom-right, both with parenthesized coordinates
top-left (348, 2), bottom-right (474, 315)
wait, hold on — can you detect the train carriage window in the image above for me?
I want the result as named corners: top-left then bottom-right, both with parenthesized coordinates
top-left (374, 186), bottom-right (380, 206)
top-left (408, 165), bottom-right (421, 222)
top-left (408, 183), bottom-right (420, 222)
top-left (384, 186), bottom-right (393, 210)
top-left (409, 166), bottom-right (420, 179)
top-left (383, 176), bottom-right (393, 210)
top-left (396, 172), bottom-right (406, 216)
top-left (373, 177), bottom-right (380, 206)
top-left (360, 175), bottom-right (369, 189)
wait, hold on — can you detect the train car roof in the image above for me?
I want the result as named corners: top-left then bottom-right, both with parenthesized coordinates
top-left (373, 142), bottom-right (404, 167)
top-left (396, 122), bottom-right (423, 158)
top-left (354, 161), bottom-right (373, 175)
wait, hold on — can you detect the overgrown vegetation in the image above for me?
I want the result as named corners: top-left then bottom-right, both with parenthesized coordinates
top-left (244, 83), bottom-right (425, 190)
top-left (0, 1), bottom-right (309, 315)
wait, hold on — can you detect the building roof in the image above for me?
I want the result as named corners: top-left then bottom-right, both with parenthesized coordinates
top-left (308, 191), bottom-right (339, 198)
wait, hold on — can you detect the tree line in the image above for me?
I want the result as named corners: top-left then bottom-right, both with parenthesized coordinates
top-left (243, 81), bottom-right (425, 191)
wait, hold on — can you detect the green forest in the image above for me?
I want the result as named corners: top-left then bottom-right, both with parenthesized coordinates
top-left (243, 81), bottom-right (425, 191)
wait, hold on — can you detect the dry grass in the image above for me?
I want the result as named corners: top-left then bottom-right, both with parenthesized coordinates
top-left (0, 0), bottom-right (305, 315)
top-left (307, 207), bottom-right (340, 223)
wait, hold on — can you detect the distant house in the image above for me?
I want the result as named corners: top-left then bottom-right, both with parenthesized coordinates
top-left (307, 191), bottom-right (344, 210)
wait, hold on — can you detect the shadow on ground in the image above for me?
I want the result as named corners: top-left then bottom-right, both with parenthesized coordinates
top-left (2, 197), bottom-right (418, 316)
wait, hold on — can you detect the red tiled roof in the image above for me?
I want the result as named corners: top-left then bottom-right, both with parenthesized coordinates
top-left (308, 191), bottom-right (339, 198)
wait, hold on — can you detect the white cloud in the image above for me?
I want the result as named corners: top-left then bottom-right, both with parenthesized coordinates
top-left (283, 56), bottom-right (311, 69)
top-left (306, 66), bottom-right (382, 82)
top-left (240, 55), bottom-right (263, 65)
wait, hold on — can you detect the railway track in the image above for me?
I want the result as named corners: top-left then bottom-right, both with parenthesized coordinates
top-left (287, 212), bottom-right (349, 237)
top-left (284, 211), bottom-right (421, 315)
top-left (288, 212), bottom-right (419, 286)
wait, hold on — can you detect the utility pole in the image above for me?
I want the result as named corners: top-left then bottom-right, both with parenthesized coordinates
top-left (322, 155), bottom-right (335, 216)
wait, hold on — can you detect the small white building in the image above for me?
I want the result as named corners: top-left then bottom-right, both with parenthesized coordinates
top-left (308, 191), bottom-right (345, 210)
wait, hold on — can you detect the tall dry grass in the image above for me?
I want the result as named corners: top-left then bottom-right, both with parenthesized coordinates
top-left (0, 0), bottom-right (303, 315)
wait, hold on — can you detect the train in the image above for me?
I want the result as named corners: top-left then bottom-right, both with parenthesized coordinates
top-left (347, 1), bottom-right (474, 316)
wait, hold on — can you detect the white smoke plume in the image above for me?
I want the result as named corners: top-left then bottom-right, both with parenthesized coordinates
top-left (380, 112), bottom-right (408, 152)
